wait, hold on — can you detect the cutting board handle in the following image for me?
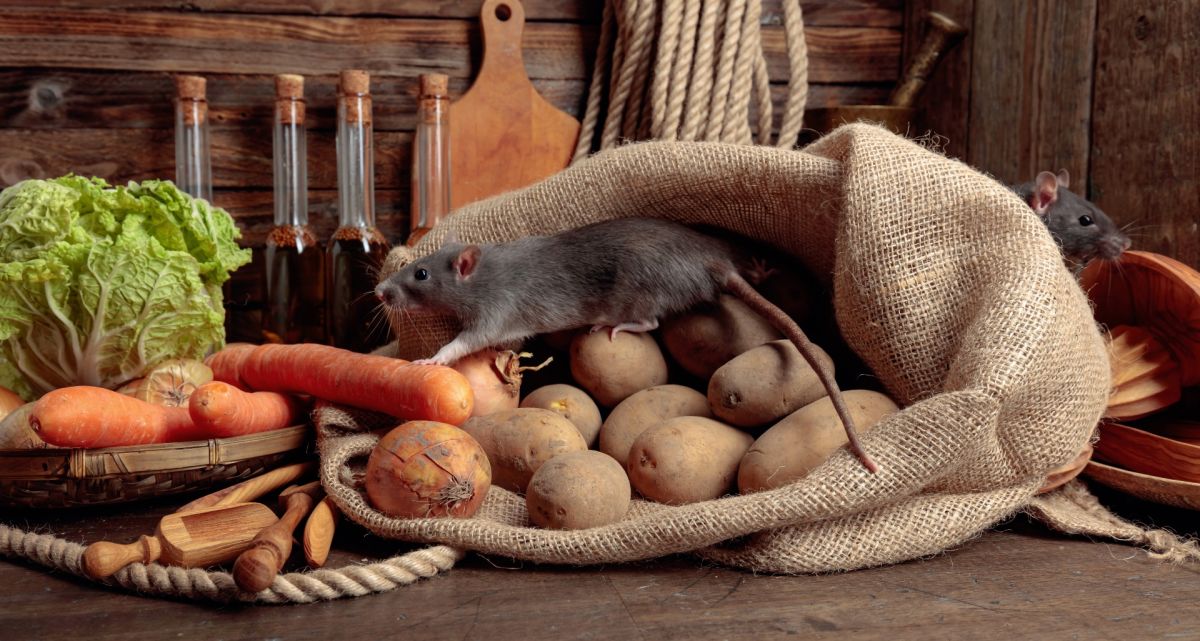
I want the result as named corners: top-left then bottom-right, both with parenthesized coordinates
top-left (479, 0), bottom-right (528, 84)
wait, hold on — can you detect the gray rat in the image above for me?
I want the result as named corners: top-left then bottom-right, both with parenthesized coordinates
top-left (1013, 170), bottom-right (1130, 263)
top-left (376, 217), bottom-right (877, 473)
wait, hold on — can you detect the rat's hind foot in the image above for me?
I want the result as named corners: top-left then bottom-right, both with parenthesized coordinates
top-left (593, 319), bottom-right (659, 341)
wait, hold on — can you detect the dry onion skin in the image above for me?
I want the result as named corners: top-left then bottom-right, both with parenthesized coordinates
top-left (117, 358), bottom-right (213, 407)
top-left (365, 421), bottom-right (492, 518)
top-left (0, 385), bottom-right (24, 423)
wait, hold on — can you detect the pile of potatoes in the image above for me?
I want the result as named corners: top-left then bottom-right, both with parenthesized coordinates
top-left (456, 284), bottom-right (900, 531)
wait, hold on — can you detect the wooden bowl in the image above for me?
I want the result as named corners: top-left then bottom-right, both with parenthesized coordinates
top-left (1093, 422), bottom-right (1200, 484)
top-left (1083, 460), bottom-right (1200, 511)
top-left (0, 425), bottom-right (311, 509)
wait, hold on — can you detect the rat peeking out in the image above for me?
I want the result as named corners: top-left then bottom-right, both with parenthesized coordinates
top-left (1013, 170), bottom-right (1131, 264)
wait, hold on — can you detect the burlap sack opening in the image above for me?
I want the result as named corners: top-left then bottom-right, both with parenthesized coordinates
top-left (318, 123), bottom-right (1115, 573)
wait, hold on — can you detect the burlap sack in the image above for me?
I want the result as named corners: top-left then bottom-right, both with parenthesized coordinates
top-left (318, 123), bottom-right (1114, 572)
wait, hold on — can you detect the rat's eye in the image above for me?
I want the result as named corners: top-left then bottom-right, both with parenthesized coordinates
top-left (1079, 215), bottom-right (1094, 227)
top-left (414, 268), bottom-right (429, 281)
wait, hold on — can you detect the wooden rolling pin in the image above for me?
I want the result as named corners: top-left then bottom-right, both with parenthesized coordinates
top-left (82, 502), bottom-right (278, 580)
top-left (233, 481), bottom-right (324, 592)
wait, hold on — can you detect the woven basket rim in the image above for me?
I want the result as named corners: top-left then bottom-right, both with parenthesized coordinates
top-left (0, 425), bottom-right (310, 481)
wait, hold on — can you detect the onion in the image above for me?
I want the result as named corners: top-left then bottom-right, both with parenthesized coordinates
top-left (453, 349), bottom-right (551, 418)
top-left (365, 421), bottom-right (491, 518)
top-left (117, 358), bottom-right (213, 407)
top-left (0, 386), bottom-right (24, 423)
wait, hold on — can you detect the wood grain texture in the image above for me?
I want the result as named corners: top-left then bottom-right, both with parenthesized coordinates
top-left (0, 9), bottom-right (901, 84)
top-left (967, 0), bottom-right (1097, 192)
top-left (0, 69), bottom-right (888, 132)
top-left (1, 1), bottom-right (901, 27)
top-left (1, 489), bottom-right (1198, 640)
top-left (447, 0), bottom-right (579, 209)
top-left (1090, 0), bottom-right (1199, 269)
top-left (901, 0), bottom-right (973, 161)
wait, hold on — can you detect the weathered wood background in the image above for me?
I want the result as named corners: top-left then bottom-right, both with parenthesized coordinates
top-left (0, 0), bottom-right (1194, 341)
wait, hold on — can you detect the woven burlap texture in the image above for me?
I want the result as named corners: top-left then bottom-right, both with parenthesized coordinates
top-left (315, 123), bottom-right (1117, 573)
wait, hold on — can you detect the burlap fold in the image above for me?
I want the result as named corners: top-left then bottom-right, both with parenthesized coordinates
top-left (320, 124), bottom-right (1116, 572)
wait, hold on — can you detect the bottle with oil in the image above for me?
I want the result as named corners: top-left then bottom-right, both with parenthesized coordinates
top-left (263, 74), bottom-right (325, 344)
top-left (326, 69), bottom-right (392, 352)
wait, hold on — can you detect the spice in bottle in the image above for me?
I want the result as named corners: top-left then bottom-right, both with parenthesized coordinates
top-left (408, 73), bottom-right (452, 247)
top-left (263, 74), bottom-right (325, 344)
top-left (326, 69), bottom-right (392, 352)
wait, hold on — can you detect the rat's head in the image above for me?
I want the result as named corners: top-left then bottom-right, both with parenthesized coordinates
top-left (1026, 170), bottom-right (1131, 262)
top-left (374, 242), bottom-right (482, 314)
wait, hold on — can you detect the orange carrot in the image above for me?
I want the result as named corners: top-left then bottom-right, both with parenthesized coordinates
top-left (189, 381), bottom-right (302, 438)
top-left (206, 343), bottom-right (474, 425)
top-left (31, 386), bottom-right (207, 448)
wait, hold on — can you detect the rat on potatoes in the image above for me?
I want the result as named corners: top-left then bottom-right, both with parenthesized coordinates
top-left (376, 217), bottom-right (878, 473)
top-left (1013, 170), bottom-right (1130, 264)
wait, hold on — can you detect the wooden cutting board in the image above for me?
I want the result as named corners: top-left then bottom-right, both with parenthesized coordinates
top-left (448, 0), bottom-right (581, 210)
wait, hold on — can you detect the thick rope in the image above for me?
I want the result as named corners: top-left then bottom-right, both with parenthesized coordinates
top-left (577, 0), bottom-right (810, 155)
top-left (775, 0), bottom-right (809, 147)
top-left (0, 523), bottom-right (463, 604)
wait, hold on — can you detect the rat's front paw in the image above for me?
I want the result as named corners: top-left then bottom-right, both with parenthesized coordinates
top-left (412, 357), bottom-right (444, 366)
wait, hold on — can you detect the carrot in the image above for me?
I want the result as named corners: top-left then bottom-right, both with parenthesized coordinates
top-left (206, 343), bottom-right (474, 425)
top-left (31, 386), bottom-right (207, 448)
top-left (189, 381), bottom-right (302, 438)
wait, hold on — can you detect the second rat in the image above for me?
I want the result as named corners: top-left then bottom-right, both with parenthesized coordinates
top-left (1013, 169), bottom-right (1130, 264)
top-left (376, 217), bottom-right (878, 473)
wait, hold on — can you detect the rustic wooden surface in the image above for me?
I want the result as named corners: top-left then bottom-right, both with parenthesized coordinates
top-left (966, 0), bottom-right (1098, 195)
top-left (1, 483), bottom-right (1197, 640)
top-left (1089, 0), bottom-right (1199, 271)
top-left (446, 0), bottom-right (580, 210)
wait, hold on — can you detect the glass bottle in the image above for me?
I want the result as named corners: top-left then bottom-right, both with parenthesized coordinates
top-left (408, 73), bottom-right (452, 247)
top-left (263, 74), bottom-right (325, 344)
top-left (326, 69), bottom-right (392, 352)
top-left (174, 75), bottom-right (213, 202)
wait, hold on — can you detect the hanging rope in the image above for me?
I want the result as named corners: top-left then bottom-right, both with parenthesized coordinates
top-left (572, 0), bottom-right (809, 162)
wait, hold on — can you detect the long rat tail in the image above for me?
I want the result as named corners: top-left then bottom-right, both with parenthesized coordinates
top-left (724, 271), bottom-right (880, 474)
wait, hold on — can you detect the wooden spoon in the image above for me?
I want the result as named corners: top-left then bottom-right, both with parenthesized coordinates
top-left (1093, 422), bottom-right (1200, 483)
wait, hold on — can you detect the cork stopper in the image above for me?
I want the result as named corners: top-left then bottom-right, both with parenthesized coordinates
top-left (175, 75), bottom-right (207, 100)
top-left (275, 74), bottom-right (306, 125)
top-left (338, 70), bottom-right (372, 125)
top-left (418, 73), bottom-right (448, 98)
top-left (175, 75), bottom-right (208, 125)
top-left (339, 69), bottom-right (370, 96)
top-left (275, 74), bottom-right (305, 99)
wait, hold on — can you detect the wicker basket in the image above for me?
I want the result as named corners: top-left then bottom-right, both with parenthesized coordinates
top-left (0, 426), bottom-right (311, 509)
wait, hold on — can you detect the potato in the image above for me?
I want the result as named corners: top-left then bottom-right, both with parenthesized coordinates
top-left (526, 450), bottom-right (630, 529)
top-left (708, 340), bottom-right (834, 428)
top-left (738, 390), bottom-right (899, 493)
top-left (461, 408), bottom-right (588, 493)
top-left (661, 294), bottom-right (782, 379)
top-left (598, 384), bottom-right (711, 465)
top-left (520, 384), bottom-right (603, 447)
top-left (627, 416), bottom-right (754, 505)
top-left (570, 330), bottom-right (668, 407)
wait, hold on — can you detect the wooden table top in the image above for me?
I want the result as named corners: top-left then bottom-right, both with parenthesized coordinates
top-left (2, 484), bottom-right (1197, 641)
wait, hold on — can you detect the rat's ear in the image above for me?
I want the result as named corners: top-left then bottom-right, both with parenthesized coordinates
top-left (1030, 171), bottom-right (1060, 216)
top-left (453, 245), bottom-right (481, 280)
top-left (1055, 169), bottom-right (1071, 190)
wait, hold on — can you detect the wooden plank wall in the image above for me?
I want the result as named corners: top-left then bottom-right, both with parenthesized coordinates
top-left (0, 0), bottom-right (905, 341)
top-left (909, 0), bottom-right (1198, 270)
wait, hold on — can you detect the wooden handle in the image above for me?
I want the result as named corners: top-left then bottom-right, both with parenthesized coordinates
top-left (303, 495), bottom-right (340, 568)
top-left (82, 534), bottom-right (162, 580)
top-left (233, 482), bottom-right (322, 592)
top-left (889, 11), bottom-right (967, 108)
top-left (478, 0), bottom-right (527, 78)
top-left (178, 461), bottom-right (315, 513)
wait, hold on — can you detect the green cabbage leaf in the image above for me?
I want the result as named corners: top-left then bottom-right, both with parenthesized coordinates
top-left (0, 176), bottom-right (251, 399)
